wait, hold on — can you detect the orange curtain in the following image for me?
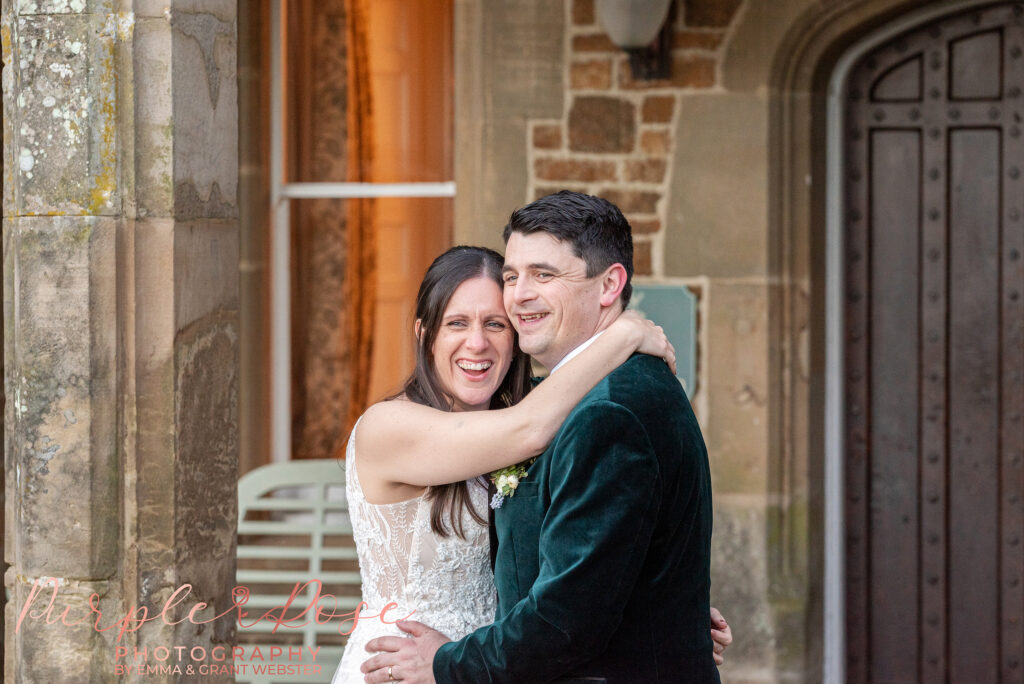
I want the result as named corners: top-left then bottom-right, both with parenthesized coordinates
top-left (288, 0), bottom-right (375, 460)
top-left (344, 0), bottom-right (376, 439)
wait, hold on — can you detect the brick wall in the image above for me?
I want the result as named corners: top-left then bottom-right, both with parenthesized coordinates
top-left (527, 0), bottom-right (744, 276)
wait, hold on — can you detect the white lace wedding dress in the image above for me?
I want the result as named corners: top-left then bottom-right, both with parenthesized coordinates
top-left (330, 421), bottom-right (497, 683)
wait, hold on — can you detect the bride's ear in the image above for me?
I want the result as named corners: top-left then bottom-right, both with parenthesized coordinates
top-left (414, 319), bottom-right (423, 342)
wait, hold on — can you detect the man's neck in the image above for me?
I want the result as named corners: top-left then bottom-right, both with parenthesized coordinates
top-left (540, 305), bottom-right (623, 372)
top-left (548, 330), bottom-right (606, 375)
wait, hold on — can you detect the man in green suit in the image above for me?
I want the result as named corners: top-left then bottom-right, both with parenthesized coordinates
top-left (363, 191), bottom-right (720, 683)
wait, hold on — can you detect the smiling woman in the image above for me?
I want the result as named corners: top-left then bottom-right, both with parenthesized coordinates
top-left (428, 278), bottom-right (515, 412)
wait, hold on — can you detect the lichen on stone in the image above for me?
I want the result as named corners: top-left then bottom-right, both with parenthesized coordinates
top-left (116, 12), bottom-right (134, 41)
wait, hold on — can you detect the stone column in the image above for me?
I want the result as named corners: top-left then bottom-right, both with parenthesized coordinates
top-left (236, 0), bottom-right (270, 476)
top-left (2, 1), bottom-right (239, 682)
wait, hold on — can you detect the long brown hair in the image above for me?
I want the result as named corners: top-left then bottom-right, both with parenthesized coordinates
top-left (392, 246), bottom-right (532, 538)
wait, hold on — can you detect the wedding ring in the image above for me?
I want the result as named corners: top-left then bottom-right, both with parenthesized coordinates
top-left (388, 665), bottom-right (396, 681)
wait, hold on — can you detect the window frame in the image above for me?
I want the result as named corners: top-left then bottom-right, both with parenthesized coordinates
top-left (269, 0), bottom-right (456, 462)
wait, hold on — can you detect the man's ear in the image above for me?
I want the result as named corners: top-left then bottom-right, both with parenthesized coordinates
top-left (598, 263), bottom-right (628, 308)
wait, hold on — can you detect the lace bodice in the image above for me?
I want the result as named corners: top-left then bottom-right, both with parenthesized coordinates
top-left (331, 419), bottom-right (497, 683)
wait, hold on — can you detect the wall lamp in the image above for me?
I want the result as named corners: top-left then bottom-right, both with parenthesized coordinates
top-left (596, 0), bottom-right (673, 80)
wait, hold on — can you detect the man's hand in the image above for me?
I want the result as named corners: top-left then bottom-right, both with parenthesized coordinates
top-left (710, 606), bottom-right (733, 666)
top-left (361, 620), bottom-right (451, 684)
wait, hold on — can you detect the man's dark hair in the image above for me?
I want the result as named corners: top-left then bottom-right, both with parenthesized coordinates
top-left (502, 190), bottom-right (634, 307)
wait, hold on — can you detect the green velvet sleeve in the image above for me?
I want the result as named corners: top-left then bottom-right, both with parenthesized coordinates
top-left (433, 400), bottom-right (661, 682)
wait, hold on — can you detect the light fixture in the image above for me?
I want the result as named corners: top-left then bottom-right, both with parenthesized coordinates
top-left (595, 0), bottom-right (673, 80)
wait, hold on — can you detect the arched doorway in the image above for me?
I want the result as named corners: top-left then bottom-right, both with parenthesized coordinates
top-left (837, 2), bottom-right (1023, 681)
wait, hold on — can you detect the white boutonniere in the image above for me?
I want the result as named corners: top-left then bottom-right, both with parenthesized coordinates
top-left (489, 458), bottom-right (536, 509)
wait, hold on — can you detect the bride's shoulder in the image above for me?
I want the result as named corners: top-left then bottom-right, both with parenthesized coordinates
top-left (361, 396), bottom-right (411, 423)
top-left (356, 397), bottom-right (416, 450)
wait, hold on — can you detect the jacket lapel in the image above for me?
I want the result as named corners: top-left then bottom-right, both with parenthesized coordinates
top-left (488, 478), bottom-right (498, 572)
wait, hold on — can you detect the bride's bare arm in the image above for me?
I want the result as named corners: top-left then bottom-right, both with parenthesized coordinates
top-left (359, 311), bottom-right (675, 487)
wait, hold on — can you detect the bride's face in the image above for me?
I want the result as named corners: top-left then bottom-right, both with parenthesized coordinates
top-left (429, 277), bottom-right (515, 412)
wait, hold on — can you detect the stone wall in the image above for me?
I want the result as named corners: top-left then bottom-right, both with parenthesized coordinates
top-left (454, 0), bottom-right (566, 251)
top-left (525, 0), bottom-right (744, 277)
top-left (3, 1), bottom-right (240, 681)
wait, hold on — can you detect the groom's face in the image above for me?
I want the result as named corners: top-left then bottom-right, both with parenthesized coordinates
top-left (502, 231), bottom-right (604, 370)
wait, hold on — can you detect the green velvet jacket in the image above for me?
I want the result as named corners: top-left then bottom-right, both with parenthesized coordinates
top-left (433, 354), bottom-right (719, 683)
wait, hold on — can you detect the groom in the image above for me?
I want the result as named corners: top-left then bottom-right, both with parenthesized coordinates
top-left (362, 191), bottom-right (720, 683)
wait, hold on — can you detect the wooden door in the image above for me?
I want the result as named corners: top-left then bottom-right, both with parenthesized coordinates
top-left (844, 4), bottom-right (1024, 682)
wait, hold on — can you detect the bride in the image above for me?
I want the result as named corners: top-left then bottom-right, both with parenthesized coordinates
top-left (331, 246), bottom-right (730, 682)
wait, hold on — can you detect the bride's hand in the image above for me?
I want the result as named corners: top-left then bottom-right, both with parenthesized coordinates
top-left (611, 310), bottom-right (677, 374)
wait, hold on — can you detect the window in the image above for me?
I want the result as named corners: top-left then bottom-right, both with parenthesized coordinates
top-left (268, 0), bottom-right (454, 462)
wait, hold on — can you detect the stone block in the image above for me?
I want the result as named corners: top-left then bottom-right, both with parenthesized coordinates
top-left (704, 280), bottom-right (770, 495)
top-left (483, 0), bottom-right (564, 119)
top-left (642, 95), bottom-right (675, 123)
top-left (170, 0), bottom-right (236, 22)
top-left (7, 14), bottom-right (119, 215)
top-left (572, 33), bottom-right (616, 53)
top-left (634, 240), bottom-right (652, 275)
top-left (665, 93), bottom-right (768, 277)
top-left (572, 0), bottom-right (594, 26)
top-left (640, 129), bottom-right (670, 155)
top-left (133, 1), bottom-right (234, 20)
top-left (171, 9), bottom-right (238, 219)
top-left (14, 0), bottom-right (113, 14)
top-left (599, 188), bottom-right (659, 214)
top-left (130, 218), bottom-right (178, 615)
top-left (174, 318), bottom-right (238, 647)
top-left (674, 29), bottom-right (725, 50)
top-left (619, 53), bottom-right (717, 89)
top-left (134, 17), bottom-right (174, 218)
top-left (3, 228), bottom-right (12, 571)
top-left (128, 217), bottom-right (239, 657)
top-left (535, 158), bottom-right (617, 182)
top-left (456, 0), bottom-right (565, 248)
top-left (630, 217), bottom-right (661, 234)
top-left (131, 0), bottom-right (171, 17)
top-left (625, 158), bottom-right (667, 183)
top-left (720, 0), bottom-right (807, 93)
top-left (568, 96), bottom-right (636, 153)
top-left (474, 120), bottom-right (529, 243)
top-left (571, 59), bottom-right (612, 90)
top-left (3, 19), bottom-right (15, 217)
top-left (174, 321), bottom-right (238, 550)
top-left (711, 500), bottom-right (777, 666)
top-left (532, 123), bottom-right (562, 150)
top-left (684, 0), bottom-right (743, 28)
top-left (7, 576), bottom-right (120, 683)
top-left (768, 493), bottom-right (814, 673)
top-left (173, 220), bottom-right (240, 328)
top-left (5, 216), bottom-right (118, 578)
top-left (534, 185), bottom-right (569, 201)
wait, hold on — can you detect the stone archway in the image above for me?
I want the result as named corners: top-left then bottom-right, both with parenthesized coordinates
top-left (767, 0), bottom-right (1006, 680)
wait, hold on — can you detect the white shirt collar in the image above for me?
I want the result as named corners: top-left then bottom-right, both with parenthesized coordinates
top-left (549, 330), bottom-right (605, 375)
